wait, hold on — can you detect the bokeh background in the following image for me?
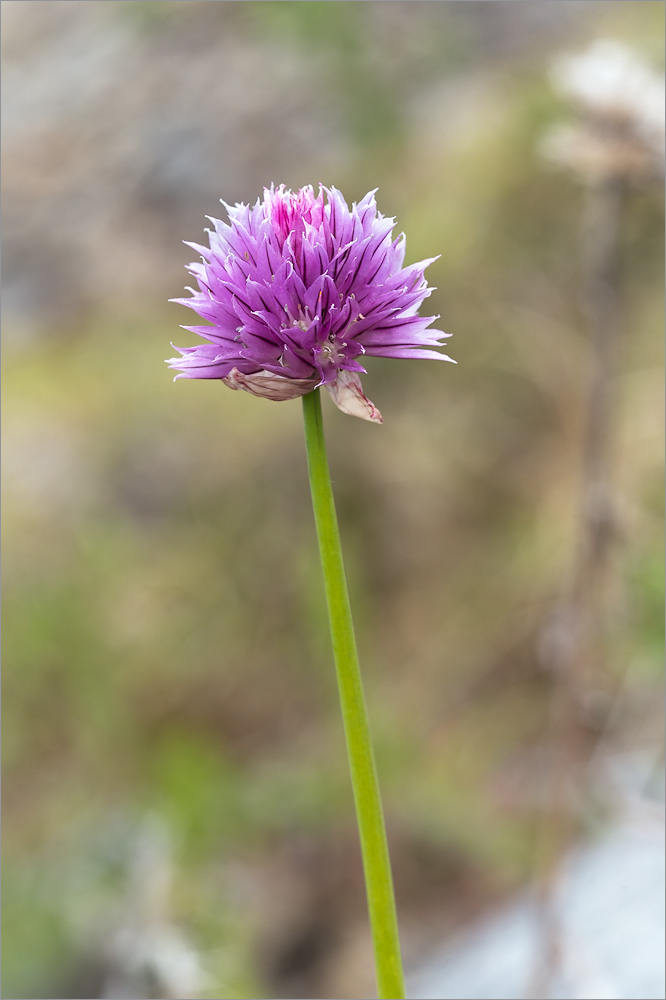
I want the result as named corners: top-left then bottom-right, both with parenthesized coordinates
top-left (2, 3), bottom-right (664, 999)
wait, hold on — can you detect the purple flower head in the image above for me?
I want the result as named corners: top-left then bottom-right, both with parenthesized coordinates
top-left (167, 185), bottom-right (454, 422)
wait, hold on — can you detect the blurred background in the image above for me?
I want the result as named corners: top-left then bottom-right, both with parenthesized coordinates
top-left (2, 2), bottom-right (664, 999)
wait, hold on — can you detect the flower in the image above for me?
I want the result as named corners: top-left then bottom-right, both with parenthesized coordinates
top-left (167, 185), bottom-right (453, 423)
top-left (542, 40), bottom-right (665, 182)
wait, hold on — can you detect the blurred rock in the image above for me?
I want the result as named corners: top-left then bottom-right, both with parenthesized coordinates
top-left (411, 756), bottom-right (665, 1000)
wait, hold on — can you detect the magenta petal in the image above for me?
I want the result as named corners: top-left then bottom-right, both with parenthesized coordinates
top-left (363, 345), bottom-right (456, 362)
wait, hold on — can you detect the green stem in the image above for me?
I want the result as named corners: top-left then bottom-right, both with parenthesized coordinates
top-left (302, 388), bottom-right (405, 1000)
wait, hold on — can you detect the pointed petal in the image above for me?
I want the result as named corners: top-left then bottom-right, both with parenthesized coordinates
top-left (363, 345), bottom-right (456, 361)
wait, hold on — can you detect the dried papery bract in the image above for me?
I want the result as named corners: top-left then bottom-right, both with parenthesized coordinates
top-left (222, 367), bottom-right (319, 401)
top-left (167, 185), bottom-right (453, 422)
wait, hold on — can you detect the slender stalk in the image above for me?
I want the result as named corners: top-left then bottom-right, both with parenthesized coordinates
top-left (302, 388), bottom-right (405, 1000)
